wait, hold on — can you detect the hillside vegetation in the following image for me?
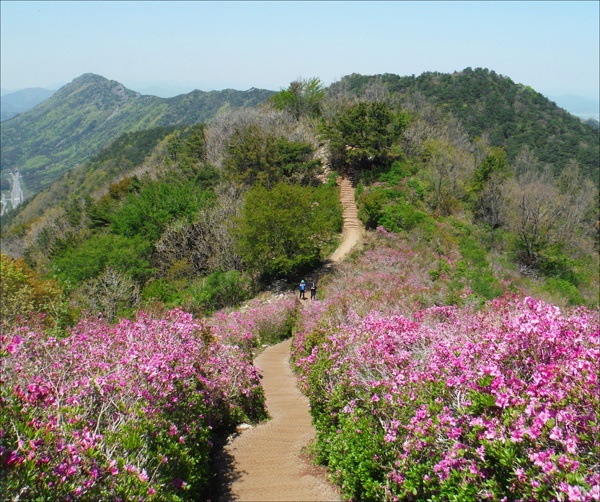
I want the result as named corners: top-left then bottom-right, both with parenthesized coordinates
top-left (334, 68), bottom-right (599, 181)
top-left (292, 231), bottom-right (599, 500)
top-left (0, 73), bottom-right (274, 196)
top-left (1, 69), bottom-right (598, 500)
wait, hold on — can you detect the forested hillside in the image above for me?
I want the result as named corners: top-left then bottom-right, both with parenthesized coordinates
top-left (3, 68), bottom-right (597, 320)
top-left (333, 68), bottom-right (599, 181)
top-left (0, 73), bottom-right (274, 196)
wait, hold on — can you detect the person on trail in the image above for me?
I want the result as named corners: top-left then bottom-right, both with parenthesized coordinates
top-left (310, 280), bottom-right (317, 300)
top-left (299, 280), bottom-right (306, 299)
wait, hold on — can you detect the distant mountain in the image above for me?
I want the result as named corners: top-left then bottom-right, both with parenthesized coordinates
top-left (549, 94), bottom-right (600, 120)
top-left (125, 83), bottom-right (198, 98)
top-left (1, 87), bottom-right (56, 121)
top-left (0, 74), bottom-right (275, 197)
top-left (335, 69), bottom-right (599, 181)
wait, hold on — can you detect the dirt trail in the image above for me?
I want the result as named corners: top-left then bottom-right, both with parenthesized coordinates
top-left (214, 176), bottom-right (361, 501)
top-left (215, 339), bottom-right (341, 501)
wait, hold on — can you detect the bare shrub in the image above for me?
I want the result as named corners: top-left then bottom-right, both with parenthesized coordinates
top-left (154, 184), bottom-right (244, 277)
top-left (204, 107), bottom-right (319, 170)
top-left (70, 267), bottom-right (140, 322)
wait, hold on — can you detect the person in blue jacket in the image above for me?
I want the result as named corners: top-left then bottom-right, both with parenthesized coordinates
top-left (299, 279), bottom-right (306, 299)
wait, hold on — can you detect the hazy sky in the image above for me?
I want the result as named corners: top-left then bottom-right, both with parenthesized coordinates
top-left (1, 1), bottom-right (599, 100)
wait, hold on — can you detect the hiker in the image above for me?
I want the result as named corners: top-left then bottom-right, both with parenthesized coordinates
top-left (299, 280), bottom-right (306, 299)
top-left (310, 280), bottom-right (317, 300)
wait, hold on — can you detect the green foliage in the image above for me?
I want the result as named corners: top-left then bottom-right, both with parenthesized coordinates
top-left (357, 175), bottom-right (432, 234)
top-left (379, 159), bottom-right (416, 185)
top-left (110, 179), bottom-right (213, 242)
top-left (223, 125), bottom-right (321, 187)
top-left (183, 271), bottom-right (254, 315)
top-left (270, 77), bottom-right (325, 120)
top-left (3, 126), bottom-right (177, 231)
top-left (544, 277), bottom-right (586, 306)
top-left (457, 233), bottom-right (504, 300)
top-left (379, 201), bottom-right (431, 234)
top-left (235, 183), bottom-right (342, 281)
top-left (323, 412), bottom-right (387, 501)
top-left (357, 186), bottom-right (391, 229)
top-left (322, 101), bottom-right (408, 172)
top-left (165, 124), bottom-right (217, 184)
top-left (470, 146), bottom-right (509, 195)
top-left (50, 174), bottom-right (214, 287)
top-left (336, 69), bottom-right (599, 181)
top-left (141, 278), bottom-right (182, 306)
top-left (0, 254), bottom-right (69, 329)
top-left (1, 73), bottom-right (274, 197)
top-left (51, 233), bottom-right (153, 284)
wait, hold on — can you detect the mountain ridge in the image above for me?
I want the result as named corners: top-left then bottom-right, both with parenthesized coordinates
top-left (0, 73), bottom-right (275, 196)
top-left (334, 69), bottom-right (599, 181)
top-left (1, 69), bottom-right (598, 204)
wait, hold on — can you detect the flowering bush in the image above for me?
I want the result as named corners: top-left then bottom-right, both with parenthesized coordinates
top-left (294, 295), bottom-right (599, 501)
top-left (1, 309), bottom-right (267, 500)
top-left (207, 293), bottom-right (299, 348)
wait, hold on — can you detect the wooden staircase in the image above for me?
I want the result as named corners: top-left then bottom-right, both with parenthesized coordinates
top-left (338, 176), bottom-right (360, 231)
top-left (325, 175), bottom-right (363, 265)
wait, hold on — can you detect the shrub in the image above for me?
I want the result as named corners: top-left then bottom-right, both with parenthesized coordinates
top-left (141, 278), bottom-right (182, 306)
top-left (0, 254), bottom-right (69, 329)
top-left (236, 183), bottom-right (342, 281)
top-left (545, 277), bottom-right (586, 307)
top-left (1, 309), bottom-right (266, 500)
top-left (51, 233), bottom-right (153, 284)
top-left (183, 270), bottom-right (254, 315)
top-left (294, 295), bottom-right (599, 501)
top-left (207, 293), bottom-right (299, 348)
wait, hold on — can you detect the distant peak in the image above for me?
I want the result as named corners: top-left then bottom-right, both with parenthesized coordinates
top-left (73, 73), bottom-right (109, 83)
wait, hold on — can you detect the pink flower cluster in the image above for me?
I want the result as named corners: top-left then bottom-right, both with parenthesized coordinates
top-left (294, 294), bottom-right (599, 500)
top-left (207, 293), bottom-right (299, 348)
top-left (1, 308), bottom-right (266, 499)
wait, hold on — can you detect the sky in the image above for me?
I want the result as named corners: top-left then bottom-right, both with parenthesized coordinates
top-left (1, 1), bottom-right (599, 101)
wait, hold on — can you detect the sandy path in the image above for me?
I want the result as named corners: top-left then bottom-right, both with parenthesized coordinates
top-left (213, 176), bottom-right (361, 501)
top-left (216, 339), bottom-right (341, 501)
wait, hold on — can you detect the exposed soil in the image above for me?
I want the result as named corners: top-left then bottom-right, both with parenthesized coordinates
top-left (211, 177), bottom-right (361, 501)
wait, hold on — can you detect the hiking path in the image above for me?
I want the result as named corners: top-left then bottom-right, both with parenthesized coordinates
top-left (214, 176), bottom-right (362, 501)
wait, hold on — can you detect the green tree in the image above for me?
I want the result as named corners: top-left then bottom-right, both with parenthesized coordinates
top-left (470, 146), bottom-right (508, 195)
top-left (51, 233), bottom-right (153, 283)
top-left (323, 102), bottom-right (408, 172)
top-left (224, 125), bottom-right (280, 187)
top-left (110, 179), bottom-right (212, 241)
top-left (235, 183), bottom-right (342, 280)
top-left (271, 77), bottom-right (325, 120)
top-left (224, 126), bottom-right (321, 187)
